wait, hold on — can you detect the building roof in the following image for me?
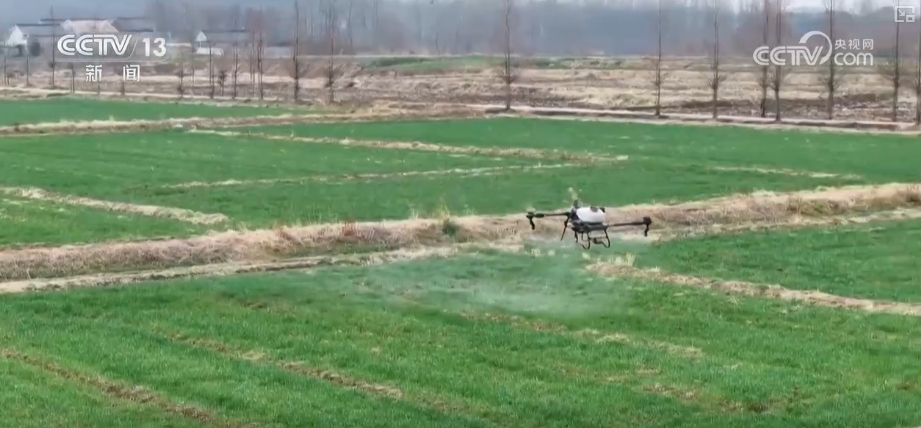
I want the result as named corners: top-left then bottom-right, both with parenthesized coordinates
top-left (12, 23), bottom-right (62, 38)
top-left (62, 20), bottom-right (118, 35)
top-left (198, 29), bottom-right (249, 45)
top-left (112, 17), bottom-right (156, 33)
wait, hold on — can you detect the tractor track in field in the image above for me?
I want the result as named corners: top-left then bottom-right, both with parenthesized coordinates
top-left (0, 348), bottom-right (260, 428)
top-left (587, 263), bottom-right (921, 317)
top-left (189, 129), bottom-right (630, 163)
top-left (0, 182), bottom-right (918, 285)
top-left (151, 328), bottom-right (519, 428)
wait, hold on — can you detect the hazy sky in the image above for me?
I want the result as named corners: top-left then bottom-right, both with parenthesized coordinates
top-left (0, 0), bottom-right (913, 26)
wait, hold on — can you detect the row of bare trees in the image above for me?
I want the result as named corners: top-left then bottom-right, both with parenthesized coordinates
top-left (135, 0), bottom-right (919, 57)
top-left (170, 0), bottom-right (344, 104)
top-left (643, 0), bottom-right (921, 124)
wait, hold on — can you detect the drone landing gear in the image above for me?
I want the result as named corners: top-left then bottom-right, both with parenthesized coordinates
top-left (564, 222), bottom-right (611, 250)
top-left (575, 230), bottom-right (610, 249)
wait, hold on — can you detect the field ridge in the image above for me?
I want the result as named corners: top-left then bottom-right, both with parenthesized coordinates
top-left (588, 263), bottom-right (921, 316)
top-left (0, 182), bottom-right (918, 282)
top-left (0, 186), bottom-right (228, 225)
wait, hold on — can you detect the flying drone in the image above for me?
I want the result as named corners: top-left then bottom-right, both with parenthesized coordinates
top-left (526, 201), bottom-right (652, 249)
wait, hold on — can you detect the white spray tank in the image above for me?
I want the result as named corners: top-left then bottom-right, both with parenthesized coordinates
top-left (572, 202), bottom-right (606, 224)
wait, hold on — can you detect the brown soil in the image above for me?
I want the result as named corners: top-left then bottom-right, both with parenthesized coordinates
top-left (588, 264), bottom-right (921, 317)
top-left (0, 186), bottom-right (227, 225)
top-left (0, 182), bottom-right (918, 283)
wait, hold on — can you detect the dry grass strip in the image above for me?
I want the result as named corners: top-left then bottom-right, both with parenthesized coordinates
top-left (161, 163), bottom-right (579, 189)
top-left (657, 207), bottom-right (921, 241)
top-left (609, 182), bottom-right (921, 228)
top-left (0, 108), bottom-right (483, 136)
top-left (191, 129), bottom-right (630, 164)
top-left (588, 264), bottom-right (921, 317)
top-left (0, 186), bottom-right (227, 225)
top-left (0, 182), bottom-right (919, 282)
top-left (0, 244), bottom-right (520, 293)
top-left (0, 348), bottom-right (259, 428)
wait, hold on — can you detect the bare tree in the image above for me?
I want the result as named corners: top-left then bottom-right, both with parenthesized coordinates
top-left (257, 8), bottom-right (266, 101)
top-left (208, 41), bottom-right (216, 99)
top-left (69, 63), bottom-right (74, 93)
top-left (2, 54), bottom-right (7, 86)
top-left (879, 0), bottom-right (905, 122)
top-left (177, 52), bottom-right (187, 99)
top-left (707, 0), bottom-right (728, 119)
top-left (119, 66), bottom-right (127, 96)
top-left (915, 5), bottom-right (921, 124)
top-left (50, 6), bottom-right (56, 88)
top-left (652, 0), bottom-right (668, 117)
top-left (249, 27), bottom-right (257, 98)
top-left (818, 0), bottom-right (840, 119)
top-left (757, 0), bottom-right (770, 117)
top-left (323, 0), bottom-right (340, 104)
top-left (232, 43), bottom-right (242, 99)
top-left (347, 0), bottom-right (355, 54)
top-left (184, 3), bottom-right (196, 94)
top-left (291, 0), bottom-right (306, 102)
top-left (499, 0), bottom-right (518, 111)
top-left (218, 69), bottom-right (228, 96)
top-left (770, 0), bottom-right (789, 121)
top-left (25, 48), bottom-right (31, 87)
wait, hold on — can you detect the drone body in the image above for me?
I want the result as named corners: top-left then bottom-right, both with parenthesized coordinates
top-left (526, 201), bottom-right (652, 249)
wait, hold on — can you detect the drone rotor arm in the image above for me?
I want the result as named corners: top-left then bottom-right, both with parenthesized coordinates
top-left (525, 211), bottom-right (571, 230)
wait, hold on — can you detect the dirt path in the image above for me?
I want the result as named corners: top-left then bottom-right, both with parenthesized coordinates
top-left (0, 182), bottom-right (918, 282)
top-left (588, 263), bottom-right (921, 317)
top-left (161, 163), bottom-right (579, 189)
top-left (192, 129), bottom-right (631, 163)
top-left (0, 186), bottom-right (228, 225)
